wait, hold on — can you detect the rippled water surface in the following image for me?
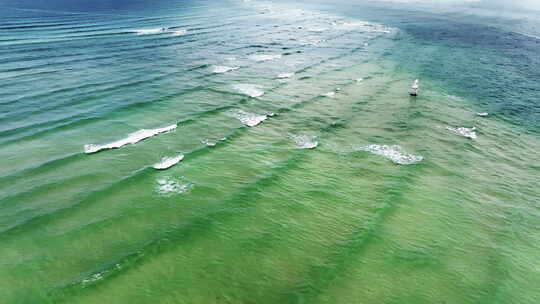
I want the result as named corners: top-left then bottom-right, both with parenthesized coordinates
top-left (1, 0), bottom-right (539, 303)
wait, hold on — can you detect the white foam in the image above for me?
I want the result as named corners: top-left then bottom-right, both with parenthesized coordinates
top-left (250, 54), bottom-right (282, 62)
top-left (228, 109), bottom-right (268, 127)
top-left (357, 144), bottom-right (423, 165)
top-left (212, 66), bottom-right (240, 73)
top-left (356, 78), bottom-right (364, 82)
top-left (335, 21), bottom-right (392, 33)
top-left (133, 28), bottom-right (167, 35)
top-left (476, 112), bottom-right (489, 117)
top-left (322, 91), bottom-right (336, 97)
top-left (446, 126), bottom-right (477, 139)
top-left (277, 72), bottom-right (295, 79)
top-left (233, 84), bottom-right (265, 98)
top-left (156, 176), bottom-right (192, 196)
top-left (153, 154), bottom-right (184, 170)
top-left (84, 124), bottom-right (177, 154)
top-left (291, 135), bottom-right (318, 149)
top-left (202, 139), bottom-right (217, 146)
top-left (170, 29), bottom-right (187, 36)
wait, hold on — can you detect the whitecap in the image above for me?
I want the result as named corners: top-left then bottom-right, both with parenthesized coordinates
top-left (334, 21), bottom-right (392, 34)
top-left (228, 109), bottom-right (268, 127)
top-left (356, 144), bottom-right (423, 165)
top-left (277, 72), bottom-right (295, 79)
top-left (233, 84), bottom-right (264, 98)
top-left (291, 135), bottom-right (318, 149)
top-left (446, 126), bottom-right (477, 139)
top-left (170, 29), bottom-right (187, 36)
top-left (133, 28), bottom-right (167, 35)
top-left (322, 91), bottom-right (336, 97)
top-left (82, 272), bottom-right (104, 284)
top-left (84, 124), bottom-right (177, 154)
top-left (202, 139), bottom-right (217, 146)
top-left (212, 65), bottom-right (240, 73)
top-left (156, 176), bottom-right (192, 196)
top-left (153, 154), bottom-right (184, 170)
top-left (250, 54), bottom-right (282, 62)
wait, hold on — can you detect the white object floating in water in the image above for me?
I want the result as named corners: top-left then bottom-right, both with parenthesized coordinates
top-left (446, 126), bottom-right (477, 139)
top-left (357, 144), bottom-right (423, 165)
top-left (277, 72), bottom-right (295, 79)
top-left (410, 79), bottom-right (419, 96)
top-left (356, 78), bottom-right (364, 83)
top-left (291, 135), bottom-right (318, 149)
top-left (233, 83), bottom-right (265, 97)
top-left (153, 154), bottom-right (184, 170)
top-left (84, 124), bottom-right (177, 154)
top-left (228, 109), bottom-right (268, 127)
top-left (213, 66), bottom-right (240, 73)
top-left (476, 112), bottom-right (489, 117)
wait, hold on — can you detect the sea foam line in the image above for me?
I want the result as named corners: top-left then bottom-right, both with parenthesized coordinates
top-left (356, 144), bottom-right (423, 165)
top-left (446, 126), bottom-right (477, 139)
top-left (212, 66), bottom-right (240, 73)
top-left (84, 124), bottom-right (177, 154)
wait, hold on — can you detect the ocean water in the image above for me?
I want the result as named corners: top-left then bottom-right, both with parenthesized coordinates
top-left (1, 0), bottom-right (539, 303)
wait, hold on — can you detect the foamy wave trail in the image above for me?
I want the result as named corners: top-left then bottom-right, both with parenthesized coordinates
top-left (228, 109), bottom-right (268, 127)
top-left (233, 84), bottom-right (264, 98)
top-left (84, 124), bottom-right (177, 154)
top-left (156, 176), bottom-right (192, 196)
top-left (357, 144), bottom-right (423, 165)
top-left (153, 154), bottom-right (184, 170)
top-left (249, 54), bottom-right (282, 62)
top-left (213, 66), bottom-right (240, 74)
top-left (291, 135), bottom-right (318, 149)
top-left (133, 28), bottom-right (168, 35)
top-left (446, 126), bottom-right (477, 139)
top-left (334, 21), bottom-right (392, 34)
top-left (277, 72), bottom-right (295, 79)
top-left (170, 29), bottom-right (187, 36)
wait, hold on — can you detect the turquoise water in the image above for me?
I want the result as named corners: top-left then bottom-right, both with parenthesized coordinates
top-left (1, 0), bottom-right (539, 303)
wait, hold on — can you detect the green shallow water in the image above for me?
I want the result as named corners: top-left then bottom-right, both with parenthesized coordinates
top-left (0, 0), bottom-right (539, 303)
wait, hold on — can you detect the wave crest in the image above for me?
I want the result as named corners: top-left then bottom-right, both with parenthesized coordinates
top-left (356, 144), bottom-right (423, 165)
top-left (84, 124), bottom-right (177, 154)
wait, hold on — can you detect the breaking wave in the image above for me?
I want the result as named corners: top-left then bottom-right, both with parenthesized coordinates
top-left (446, 126), bottom-right (477, 139)
top-left (277, 72), bottom-right (295, 79)
top-left (249, 54), bottom-right (282, 62)
top-left (291, 135), bottom-right (318, 149)
top-left (232, 84), bottom-right (264, 97)
top-left (153, 154), bottom-right (184, 170)
top-left (84, 124), bottom-right (177, 154)
top-left (356, 144), bottom-right (423, 165)
top-left (213, 66), bottom-right (240, 73)
top-left (227, 109), bottom-right (268, 127)
top-left (133, 28), bottom-right (168, 35)
top-left (132, 28), bottom-right (187, 36)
